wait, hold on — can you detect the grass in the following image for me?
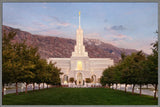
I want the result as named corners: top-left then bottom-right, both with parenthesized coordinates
top-left (2, 87), bottom-right (157, 105)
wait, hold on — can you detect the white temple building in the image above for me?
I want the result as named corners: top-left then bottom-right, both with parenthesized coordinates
top-left (47, 12), bottom-right (114, 86)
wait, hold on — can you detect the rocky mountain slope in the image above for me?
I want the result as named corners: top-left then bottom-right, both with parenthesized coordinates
top-left (2, 25), bottom-right (138, 63)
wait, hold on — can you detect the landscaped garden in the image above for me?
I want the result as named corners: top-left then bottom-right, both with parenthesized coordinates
top-left (2, 87), bottom-right (158, 105)
top-left (2, 27), bottom-right (158, 106)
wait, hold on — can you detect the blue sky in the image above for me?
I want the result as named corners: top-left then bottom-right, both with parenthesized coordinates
top-left (3, 3), bottom-right (158, 54)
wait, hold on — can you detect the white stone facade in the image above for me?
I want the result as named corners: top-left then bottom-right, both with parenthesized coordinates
top-left (47, 12), bottom-right (114, 85)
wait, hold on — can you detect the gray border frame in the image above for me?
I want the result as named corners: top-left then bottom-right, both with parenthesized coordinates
top-left (0, 0), bottom-right (159, 107)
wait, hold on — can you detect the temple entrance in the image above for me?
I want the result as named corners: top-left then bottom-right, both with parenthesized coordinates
top-left (77, 72), bottom-right (83, 85)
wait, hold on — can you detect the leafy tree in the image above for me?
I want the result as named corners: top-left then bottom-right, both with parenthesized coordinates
top-left (133, 51), bottom-right (146, 95)
top-left (100, 66), bottom-right (114, 88)
top-left (85, 78), bottom-right (91, 87)
top-left (120, 51), bottom-right (146, 94)
top-left (69, 77), bottom-right (74, 83)
top-left (146, 40), bottom-right (158, 99)
top-left (9, 40), bottom-right (43, 94)
top-left (118, 52), bottom-right (131, 92)
top-left (112, 64), bottom-right (121, 90)
top-left (85, 78), bottom-right (91, 83)
top-left (2, 31), bottom-right (17, 96)
top-left (45, 61), bottom-right (62, 86)
top-left (120, 52), bottom-right (127, 62)
top-left (100, 32), bottom-right (157, 98)
top-left (45, 62), bottom-right (54, 88)
top-left (29, 49), bottom-right (41, 91)
top-left (100, 76), bottom-right (105, 86)
top-left (50, 65), bottom-right (61, 85)
top-left (119, 56), bottom-right (132, 92)
top-left (34, 59), bottom-right (47, 90)
top-left (2, 31), bottom-right (26, 95)
top-left (2, 31), bottom-right (62, 95)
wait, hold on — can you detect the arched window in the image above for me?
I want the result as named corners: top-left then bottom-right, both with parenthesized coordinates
top-left (77, 73), bottom-right (82, 80)
top-left (63, 75), bottom-right (68, 84)
top-left (77, 73), bottom-right (83, 85)
top-left (91, 75), bottom-right (96, 83)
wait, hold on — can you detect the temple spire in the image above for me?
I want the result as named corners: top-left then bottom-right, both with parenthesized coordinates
top-left (72, 11), bottom-right (88, 57)
top-left (79, 11), bottom-right (81, 28)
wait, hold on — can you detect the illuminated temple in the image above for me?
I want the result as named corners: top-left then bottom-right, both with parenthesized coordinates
top-left (47, 12), bottom-right (114, 86)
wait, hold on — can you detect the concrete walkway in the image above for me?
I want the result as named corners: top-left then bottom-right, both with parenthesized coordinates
top-left (4, 84), bottom-right (158, 98)
top-left (115, 85), bottom-right (158, 97)
top-left (4, 83), bottom-right (50, 95)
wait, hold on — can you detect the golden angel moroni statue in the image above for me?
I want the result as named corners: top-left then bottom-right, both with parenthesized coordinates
top-left (79, 11), bottom-right (81, 16)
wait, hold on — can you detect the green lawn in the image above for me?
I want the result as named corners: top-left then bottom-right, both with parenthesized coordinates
top-left (3, 87), bottom-right (157, 105)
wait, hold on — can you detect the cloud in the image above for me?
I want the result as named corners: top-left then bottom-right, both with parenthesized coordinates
top-left (56, 26), bottom-right (61, 29)
top-left (105, 34), bottom-right (132, 42)
top-left (52, 16), bottom-right (61, 23)
top-left (49, 16), bottom-right (70, 26)
top-left (104, 25), bottom-right (126, 31)
top-left (104, 25), bottom-right (131, 42)
top-left (43, 16), bottom-right (71, 27)
top-left (111, 25), bottom-right (126, 31)
top-left (116, 34), bottom-right (127, 38)
top-left (124, 10), bottom-right (135, 15)
top-left (113, 34), bottom-right (132, 41)
top-left (42, 2), bottom-right (48, 9)
top-left (38, 29), bottom-right (64, 36)
top-left (49, 23), bottom-right (54, 26)
top-left (73, 25), bottom-right (77, 28)
top-left (104, 26), bottom-right (117, 34)
top-left (33, 22), bottom-right (47, 28)
top-left (104, 26), bottom-right (109, 31)
top-left (104, 34), bottom-right (152, 54)
top-left (85, 33), bottom-right (100, 39)
top-left (42, 6), bottom-right (47, 9)
top-left (114, 40), bottom-right (152, 54)
top-left (104, 19), bottom-right (108, 23)
top-left (57, 22), bottom-right (70, 27)
top-left (4, 23), bottom-right (40, 32)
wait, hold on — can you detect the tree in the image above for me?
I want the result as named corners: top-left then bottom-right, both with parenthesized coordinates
top-left (45, 61), bottom-right (62, 86)
top-left (15, 42), bottom-right (38, 93)
top-left (133, 51), bottom-right (146, 95)
top-left (34, 59), bottom-right (47, 90)
top-left (85, 78), bottom-right (91, 87)
top-left (112, 64), bottom-right (121, 90)
top-left (100, 76), bottom-right (105, 86)
top-left (2, 31), bottom-right (62, 95)
top-left (118, 52), bottom-right (131, 92)
top-left (3, 31), bottom-right (41, 94)
top-left (2, 31), bottom-right (26, 95)
top-left (45, 62), bottom-right (54, 89)
top-left (29, 49), bottom-right (41, 91)
top-left (146, 40), bottom-right (158, 99)
top-left (120, 51), bottom-right (146, 94)
top-left (69, 77), bottom-right (74, 83)
top-left (50, 65), bottom-right (61, 85)
top-left (120, 52), bottom-right (127, 62)
top-left (2, 31), bottom-right (17, 96)
top-left (100, 66), bottom-right (114, 88)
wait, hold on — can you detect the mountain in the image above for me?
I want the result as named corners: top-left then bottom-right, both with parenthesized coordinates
top-left (2, 25), bottom-right (138, 63)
